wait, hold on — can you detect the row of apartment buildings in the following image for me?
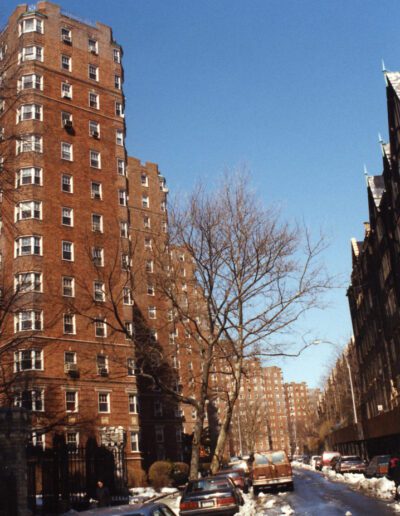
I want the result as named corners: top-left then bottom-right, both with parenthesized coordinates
top-left (0, 2), bottom-right (320, 485)
top-left (318, 68), bottom-right (400, 458)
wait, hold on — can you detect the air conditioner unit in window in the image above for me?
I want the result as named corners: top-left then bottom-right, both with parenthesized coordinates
top-left (64, 362), bottom-right (78, 373)
top-left (92, 131), bottom-right (99, 139)
top-left (90, 49), bottom-right (98, 55)
top-left (64, 119), bottom-right (73, 128)
top-left (63, 93), bottom-right (71, 99)
top-left (99, 367), bottom-right (108, 376)
top-left (62, 36), bottom-right (72, 45)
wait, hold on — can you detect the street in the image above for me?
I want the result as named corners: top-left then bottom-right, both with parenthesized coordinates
top-left (251, 468), bottom-right (399, 515)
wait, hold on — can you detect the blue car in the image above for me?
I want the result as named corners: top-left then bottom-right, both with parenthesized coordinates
top-left (66, 501), bottom-right (177, 516)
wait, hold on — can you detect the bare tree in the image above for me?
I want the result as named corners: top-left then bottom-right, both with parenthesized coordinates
top-left (163, 171), bottom-right (332, 475)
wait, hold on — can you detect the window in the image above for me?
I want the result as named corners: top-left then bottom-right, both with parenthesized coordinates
top-left (16, 167), bottom-right (42, 187)
top-left (15, 236), bottom-right (42, 256)
top-left (141, 173), bottom-right (148, 186)
top-left (127, 358), bottom-right (136, 376)
top-left (115, 102), bottom-right (124, 117)
top-left (95, 321), bottom-right (107, 338)
top-left (89, 92), bottom-right (99, 109)
top-left (15, 272), bottom-right (42, 293)
top-left (145, 260), bottom-right (153, 273)
top-left (91, 181), bottom-right (102, 199)
top-left (65, 351), bottom-right (76, 366)
top-left (61, 112), bottom-right (72, 128)
top-left (92, 214), bottom-right (103, 232)
top-left (161, 201), bottom-right (166, 212)
top-left (94, 281), bottom-right (105, 302)
top-left (62, 207), bottom-right (73, 226)
top-left (114, 75), bottom-right (121, 89)
top-left (30, 432), bottom-right (45, 449)
top-left (155, 426), bottom-right (164, 443)
top-left (130, 431), bottom-right (139, 452)
top-left (14, 310), bottom-right (43, 332)
top-left (62, 174), bottom-right (73, 193)
top-left (154, 400), bottom-right (163, 417)
top-left (63, 314), bottom-right (75, 334)
top-left (19, 17), bottom-right (43, 35)
top-left (116, 130), bottom-right (124, 146)
top-left (14, 349), bottom-right (43, 372)
top-left (16, 135), bottom-right (42, 154)
top-left (89, 121), bottom-right (100, 138)
top-left (123, 287), bottom-right (133, 305)
top-left (62, 241), bottom-right (74, 261)
top-left (19, 74), bottom-right (42, 91)
top-left (61, 55), bottom-right (71, 71)
top-left (125, 321), bottom-right (134, 339)
top-left (62, 276), bottom-right (75, 297)
top-left (147, 284), bottom-right (155, 296)
top-left (113, 48), bottom-right (121, 63)
top-left (65, 391), bottom-right (78, 412)
top-left (15, 201), bottom-right (42, 221)
top-left (92, 247), bottom-right (104, 267)
top-left (143, 216), bottom-right (151, 229)
top-left (61, 142), bottom-right (73, 161)
top-left (90, 150), bottom-right (100, 168)
top-left (88, 38), bottom-right (98, 54)
top-left (144, 238), bottom-right (152, 250)
top-left (117, 159), bottom-right (125, 175)
top-left (66, 432), bottom-right (79, 448)
top-left (88, 64), bottom-right (98, 81)
top-left (14, 389), bottom-right (44, 411)
top-left (121, 254), bottom-right (131, 270)
top-left (61, 82), bottom-right (72, 99)
top-left (118, 190), bottom-right (127, 206)
top-left (142, 195), bottom-right (149, 208)
top-left (98, 392), bottom-right (109, 413)
top-left (162, 221), bottom-right (168, 233)
top-left (20, 46), bottom-right (43, 62)
top-left (61, 27), bottom-right (72, 43)
top-left (97, 354), bottom-right (108, 374)
top-left (128, 394), bottom-right (138, 413)
top-left (148, 306), bottom-right (156, 319)
top-left (17, 104), bottom-right (42, 122)
top-left (120, 221), bottom-right (128, 238)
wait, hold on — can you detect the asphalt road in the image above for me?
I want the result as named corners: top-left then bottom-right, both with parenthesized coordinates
top-left (256, 467), bottom-right (399, 515)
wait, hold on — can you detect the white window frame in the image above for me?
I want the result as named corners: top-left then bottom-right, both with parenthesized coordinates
top-left (20, 74), bottom-right (43, 91)
top-left (115, 102), bottom-right (124, 117)
top-left (61, 54), bottom-right (72, 71)
top-left (63, 313), bottom-right (76, 335)
top-left (62, 241), bottom-right (74, 261)
top-left (117, 159), bottom-right (125, 175)
top-left (61, 207), bottom-right (73, 226)
top-left (89, 120), bottom-right (100, 138)
top-left (15, 200), bottom-right (42, 221)
top-left (89, 92), bottom-right (99, 109)
top-left (20, 46), bottom-right (43, 62)
top-left (61, 174), bottom-right (73, 193)
top-left (90, 150), bottom-right (101, 168)
top-left (61, 82), bottom-right (72, 99)
top-left (62, 276), bottom-right (75, 297)
top-left (120, 221), bottom-right (128, 238)
top-left (130, 431), bottom-right (139, 452)
top-left (14, 349), bottom-right (43, 372)
top-left (116, 129), bottom-right (124, 146)
top-left (61, 27), bottom-right (72, 44)
top-left (19, 17), bottom-right (44, 35)
top-left (91, 213), bottom-right (103, 232)
top-left (114, 75), bottom-right (121, 89)
top-left (14, 310), bottom-right (43, 332)
top-left (17, 104), bottom-right (42, 122)
top-left (14, 271), bottom-right (42, 293)
top-left (98, 392), bottom-right (110, 413)
top-left (148, 306), bottom-right (157, 319)
top-left (88, 64), bottom-right (99, 81)
top-left (92, 247), bottom-right (104, 267)
top-left (94, 281), bottom-right (105, 302)
top-left (123, 287), bottom-right (133, 305)
top-left (15, 235), bottom-right (42, 257)
top-left (95, 321), bottom-right (107, 338)
top-left (142, 195), bottom-right (149, 208)
top-left (14, 389), bottom-right (44, 411)
top-left (118, 190), bottom-right (127, 206)
top-left (141, 173), bottom-right (148, 186)
top-left (88, 38), bottom-right (98, 54)
top-left (129, 394), bottom-right (138, 414)
top-left (113, 48), bottom-right (121, 63)
top-left (61, 142), bottom-right (73, 161)
top-left (65, 390), bottom-right (78, 412)
top-left (91, 181), bottom-right (102, 199)
top-left (16, 134), bottom-right (42, 154)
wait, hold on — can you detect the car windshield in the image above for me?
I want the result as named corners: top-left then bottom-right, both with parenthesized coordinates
top-left (343, 456), bottom-right (362, 462)
top-left (225, 471), bottom-right (240, 478)
top-left (254, 454), bottom-right (270, 465)
top-left (267, 451), bottom-right (287, 465)
top-left (187, 478), bottom-right (230, 493)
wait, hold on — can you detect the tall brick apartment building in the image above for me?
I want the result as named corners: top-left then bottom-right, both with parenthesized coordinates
top-left (284, 382), bottom-right (311, 455)
top-left (0, 2), bottom-right (184, 482)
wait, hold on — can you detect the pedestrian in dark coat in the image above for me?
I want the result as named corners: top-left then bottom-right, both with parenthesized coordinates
top-left (96, 480), bottom-right (111, 507)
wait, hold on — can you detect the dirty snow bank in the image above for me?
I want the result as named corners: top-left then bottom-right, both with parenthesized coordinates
top-left (320, 468), bottom-right (396, 500)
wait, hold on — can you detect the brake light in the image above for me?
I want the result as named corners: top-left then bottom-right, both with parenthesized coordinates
top-left (180, 501), bottom-right (199, 510)
top-left (217, 496), bottom-right (235, 506)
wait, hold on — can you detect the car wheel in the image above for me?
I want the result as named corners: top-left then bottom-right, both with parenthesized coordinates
top-left (243, 485), bottom-right (249, 494)
top-left (253, 486), bottom-right (259, 496)
top-left (287, 482), bottom-right (294, 491)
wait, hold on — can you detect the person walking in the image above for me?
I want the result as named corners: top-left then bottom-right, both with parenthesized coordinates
top-left (95, 480), bottom-right (111, 507)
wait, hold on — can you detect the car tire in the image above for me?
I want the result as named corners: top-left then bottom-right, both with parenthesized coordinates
top-left (287, 482), bottom-right (294, 491)
top-left (243, 485), bottom-right (249, 494)
top-left (253, 486), bottom-right (259, 496)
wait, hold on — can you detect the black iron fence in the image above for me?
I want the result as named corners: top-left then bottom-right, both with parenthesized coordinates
top-left (27, 441), bottom-right (128, 514)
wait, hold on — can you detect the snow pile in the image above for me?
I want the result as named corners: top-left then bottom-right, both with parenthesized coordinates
top-left (129, 486), bottom-right (157, 503)
top-left (393, 502), bottom-right (400, 512)
top-left (291, 460), bottom-right (313, 471)
top-left (281, 504), bottom-right (294, 514)
top-left (320, 468), bottom-right (396, 499)
top-left (161, 487), bottom-right (178, 494)
top-left (165, 495), bottom-right (181, 513)
top-left (238, 492), bottom-right (258, 515)
top-left (264, 498), bottom-right (276, 508)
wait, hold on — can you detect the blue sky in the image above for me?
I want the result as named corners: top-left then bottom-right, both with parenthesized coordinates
top-left (2, 0), bottom-right (399, 387)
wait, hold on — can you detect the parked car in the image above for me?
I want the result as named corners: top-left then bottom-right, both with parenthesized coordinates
top-left (315, 457), bottom-right (323, 471)
top-left (321, 451), bottom-right (341, 468)
top-left (251, 450), bottom-right (293, 495)
top-left (365, 455), bottom-right (391, 478)
top-left (216, 468), bottom-right (250, 493)
top-left (310, 455), bottom-right (322, 469)
top-left (334, 456), bottom-right (366, 474)
top-left (69, 501), bottom-right (177, 515)
top-left (388, 462), bottom-right (400, 499)
top-left (179, 475), bottom-right (244, 515)
top-left (330, 455), bottom-right (341, 470)
top-left (227, 459), bottom-right (250, 475)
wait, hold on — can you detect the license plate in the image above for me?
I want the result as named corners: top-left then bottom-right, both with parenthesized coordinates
top-left (201, 501), bottom-right (215, 508)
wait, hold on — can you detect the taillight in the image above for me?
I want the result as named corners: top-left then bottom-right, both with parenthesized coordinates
top-left (217, 496), bottom-right (235, 506)
top-left (180, 501), bottom-right (199, 510)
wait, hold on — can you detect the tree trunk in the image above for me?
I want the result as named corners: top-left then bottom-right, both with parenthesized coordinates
top-left (210, 402), bottom-right (234, 474)
top-left (189, 409), bottom-right (204, 480)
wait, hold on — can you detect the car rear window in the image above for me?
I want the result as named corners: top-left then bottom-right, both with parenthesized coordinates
top-left (343, 456), bottom-right (362, 462)
top-left (187, 478), bottom-right (230, 493)
top-left (254, 454), bottom-right (270, 465)
top-left (267, 452), bottom-right (287, 465)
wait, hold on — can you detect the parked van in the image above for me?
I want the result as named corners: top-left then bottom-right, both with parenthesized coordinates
top-left (251, 451), bottom-right (293, 495)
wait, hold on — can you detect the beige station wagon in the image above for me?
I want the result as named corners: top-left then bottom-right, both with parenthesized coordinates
top-left (251, 451), bottom-right (293, 495)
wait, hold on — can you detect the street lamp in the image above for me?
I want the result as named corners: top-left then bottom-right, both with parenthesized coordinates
top-left (313, 339), bottom-right (358, 425)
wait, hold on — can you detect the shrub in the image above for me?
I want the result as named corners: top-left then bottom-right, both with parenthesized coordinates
top-left (172, 462), bottom-right (189, 486)
top-left (148, 461), bottom-right (173, 489)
